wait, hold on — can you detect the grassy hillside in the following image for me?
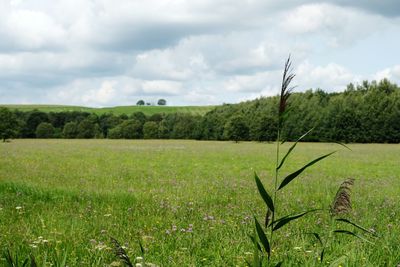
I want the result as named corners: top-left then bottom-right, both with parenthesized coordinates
top-left (1, 104), bottom-right (215, 116)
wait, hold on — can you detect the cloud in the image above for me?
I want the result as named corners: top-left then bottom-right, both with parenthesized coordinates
top-left (296, 61), bottom-right (359, 91)
top-left (0, 9), bottom-right (66, 52)
top-left (0, 0), bottom-right (398, 106)
top-left (280, 3), bottom-right (390, 47)
top-left (142, 80), bottom-right (183, 95)
top-left (373, 65), bottom-right (400, 82)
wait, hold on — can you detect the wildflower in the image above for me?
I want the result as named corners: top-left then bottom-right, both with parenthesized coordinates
top-left (294, 246), bottom-right (301, 251)
top-left (165, 230), bottom-right (171, 235)
top-left (135, 256), bottom-right (143, 262)
top-left (135, 263), bottom-right (142, 267)
top-left (104, 213), bottom-right (112, 217)
top-left (16, 206), bottom-right (22, 210)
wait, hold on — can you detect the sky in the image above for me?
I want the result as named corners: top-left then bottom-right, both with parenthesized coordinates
top-left (0, 0), bottom-right (399, 107)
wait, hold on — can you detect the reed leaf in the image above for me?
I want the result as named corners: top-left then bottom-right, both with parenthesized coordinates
top-left (255, 172), bottom-right (274, 212)
top-left (308, 232), bottom-right (323, 245)
top-left (273, 209), bottom-right (319, 231)
top-left (333, 230), bottom-right (373, 244)
top-left (277, 128), bottom-right (314, 170)
top-left (336, 218), bottom-right (377, 236)
top-left (254, 217), bottom-right (271, 258)
top-left (278, 152), bottom-right (336, 190)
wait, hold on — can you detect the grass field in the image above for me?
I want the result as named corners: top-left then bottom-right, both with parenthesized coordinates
top-left (0, 140), bottom-right (399, 266)
top-left (0, 105), bottom-right (215, 116)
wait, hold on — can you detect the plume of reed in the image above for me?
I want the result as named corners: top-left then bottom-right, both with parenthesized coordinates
top-left (110, 237), bottom-right (133, 267)
top-left (330, 178), bottom-right (355, 216)
top-left (279, 55), bottom-right (296, 120)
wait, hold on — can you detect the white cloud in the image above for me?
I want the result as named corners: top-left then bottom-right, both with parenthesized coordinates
top-left (0, 9), bottom-right (66, 51)
top-left (373, 65), bottom-right (400, 82)
top-left (280, 3), bottom-right (389, 47)
top-left (0, 0), bottom-right (398, 106)
top-left (296, 61), bottom-right (359, 91)
top-left (142, 80), bottom-right (183, 95)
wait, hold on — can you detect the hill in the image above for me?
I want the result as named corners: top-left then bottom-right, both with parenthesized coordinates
top-left (1, 104), bottom-right (215, 116)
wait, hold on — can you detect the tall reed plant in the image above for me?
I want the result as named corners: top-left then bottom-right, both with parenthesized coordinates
top-left (250, 56), bottom-right (376, 266)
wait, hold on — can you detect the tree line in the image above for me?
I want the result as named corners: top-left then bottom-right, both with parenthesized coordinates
top-left (1, 79), bottom-right (399, 143)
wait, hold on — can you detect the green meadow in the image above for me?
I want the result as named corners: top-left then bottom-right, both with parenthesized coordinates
top-left (0, 105), bottom-right (215, 116)
top-left (0, 140), bottom-right (399, 266)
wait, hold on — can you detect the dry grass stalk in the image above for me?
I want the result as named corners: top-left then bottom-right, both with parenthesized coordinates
top-left (331, 178), bottom-right (355, 216)
top-left (110, 237), bottom-right (133, 267)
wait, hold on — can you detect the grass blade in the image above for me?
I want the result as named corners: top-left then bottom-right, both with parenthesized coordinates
top-left (277, 128), bottom-right (314, 170)
top-left (333, 141), bottom-right (352, 151)
top-left (273, 209), bottom-right (319, 231)
top-left (248, 234), bottom-right (262, 252)
top-left (255, 172), bottom-right (274, 212)
top-left (336, 218), bottom-right (377, 236)
top-left (3, 249), bottom-right (14, 267)
top-left (30, 254), bottom-right (38, 267)
top-left (254, 217), bottom-right (271, 258)
top-left (320, 248), bottom-right (325, 263)
top-left (308, 232), bottom-right (323, 246)
top-left (333, 230), bottom-right (373, 244)
top-left (278, 151), bottom-right (336, 190)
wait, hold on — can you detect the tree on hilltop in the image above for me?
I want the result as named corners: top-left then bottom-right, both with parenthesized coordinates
top-left (157, 99), bottom-right (167, 106)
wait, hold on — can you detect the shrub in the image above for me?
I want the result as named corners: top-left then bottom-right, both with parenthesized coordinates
top-left (63, 121), bottom-right (78, 138)
top-left (223, 115), bottom-right (249, 142)
top-left (143, 121), bottom-right (159, 139)
top-left (35, 122), bottom-right (55, 138)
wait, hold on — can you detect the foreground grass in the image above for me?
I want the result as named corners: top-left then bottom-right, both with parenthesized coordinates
top-left (0, 140), bottom-right (399, 266)
top-left (0, 105), bottom-right (215, 116)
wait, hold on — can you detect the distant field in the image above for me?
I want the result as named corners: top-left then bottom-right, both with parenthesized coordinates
top-left (1, 104), bottom-right (215, 116)
top-left (0, 140), bottom-right (399, 266)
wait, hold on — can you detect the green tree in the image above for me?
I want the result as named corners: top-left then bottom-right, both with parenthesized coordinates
top-left (35, 122), bottom-right (55, 138)
top-left (130, 112), bottom-right (147, 126)
top-left (108, 119), bottom-right (143, 139)
top-left (136, 100), bottom-right (145, 105)
top-left (0, 107), bottom-right (20, 142)
top-left (63, 121), bottom-right (78, 138)
top-left (108, 126), bottom-right (123, 139)
top-left (249, 115), bottom-right (277, 141)
top-left (171, 114), bottom-right (198, 139)
top-left (157, 99), bottom-right (167, 105)
top-left (143, 121), bottom-right (159, 139)
top-left (223, 115), bottom-right (249, 142)
top-left (77, 119), bottom-right (99, 139)
top-left (23, 110), bottom-right (49, 137)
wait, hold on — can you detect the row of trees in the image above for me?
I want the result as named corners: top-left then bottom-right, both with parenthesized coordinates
top-left (136, 99), bottom-right (167, 106)
top-left (1, 79), bottom-right (399, 143)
